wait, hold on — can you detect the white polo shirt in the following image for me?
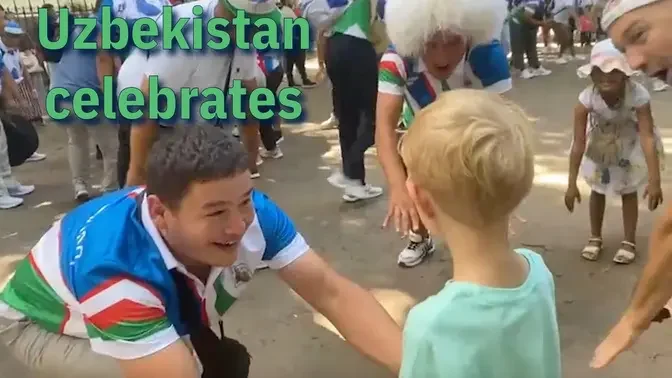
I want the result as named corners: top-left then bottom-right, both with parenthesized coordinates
top-left (116, 0), bottom-right (257, 125)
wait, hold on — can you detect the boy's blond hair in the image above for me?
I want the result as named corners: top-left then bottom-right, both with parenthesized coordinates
top-left (400, 89), bottom-right (535, 227)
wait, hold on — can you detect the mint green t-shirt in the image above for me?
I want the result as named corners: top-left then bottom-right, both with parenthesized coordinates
top-left (400, 249), bottom-right (561, 378)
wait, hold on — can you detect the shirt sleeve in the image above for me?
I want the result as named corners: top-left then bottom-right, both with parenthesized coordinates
top-left (253, 190), bottom-right (310, 269)
top-left (234, 49), bottom-right (257, 82)
top-left (378, 52), bottom-right (407, 96)
top-left (77, 273), bottom-right (180, 360)
top-left (578, 86), bottom-right (593, 108)
top-left (467, 41), bottom-right (512, 93)
top-left (631, 82), bottom-right (651, 108)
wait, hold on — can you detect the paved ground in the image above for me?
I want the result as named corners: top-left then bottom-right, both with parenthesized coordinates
top-left (3, 52), bottom-right (672, 377)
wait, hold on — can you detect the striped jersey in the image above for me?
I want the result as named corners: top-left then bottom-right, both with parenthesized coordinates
top-left (378, 42), bottom-right (512, 128)
top-left (0, 187), bottom-right (309, 360)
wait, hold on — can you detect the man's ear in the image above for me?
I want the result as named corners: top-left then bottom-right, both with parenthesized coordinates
top-left (405, 178), bottom-right (435, 220)
top-left (147, 194), bottom-right (169, 234)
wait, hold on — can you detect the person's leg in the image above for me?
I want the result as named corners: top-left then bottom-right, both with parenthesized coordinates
top-left (117, 121), bottom-right (130, 188)
top-left (582, 190), bottom-right (606, 260)
top-left (614, 191), bottom-right (639, 263)
top-left (509, 22), bottom-right (525, 71)
top-left (0, 118), bottom-right (24, 209)
top-left (65, 123), bottom-right (91, 201)
top-left (0, 319), bottom-right (123, 378)
top-left (284, 52), bottom-right (297, 87)
top-left (328, 35), bottom-right (383, 201)
top-left (294, 51), bottom-right (316, 87)
top-left (90, 119), bottom-right (119, 193)
top-left (259, 69), bottom-right (284, 154)
top-left (524, 25), bottom-right (541, 69)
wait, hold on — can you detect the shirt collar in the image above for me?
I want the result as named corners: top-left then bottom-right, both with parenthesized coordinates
top-left (140, 195), bottom-right (180, 270)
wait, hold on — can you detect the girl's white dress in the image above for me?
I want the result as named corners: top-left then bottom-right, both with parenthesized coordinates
top-left (578, 81), bottom-right (665, 195)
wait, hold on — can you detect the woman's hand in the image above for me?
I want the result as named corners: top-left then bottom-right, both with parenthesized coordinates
top-left (383, 186), bottom-right (420, 236)
top-left (644, 181), bottom-right (663, 211)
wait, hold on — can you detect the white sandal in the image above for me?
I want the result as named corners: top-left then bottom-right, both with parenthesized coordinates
top-left (581, 237), bottom-right (603, 261)
top-left (613, 241), bottom-right (636, 264)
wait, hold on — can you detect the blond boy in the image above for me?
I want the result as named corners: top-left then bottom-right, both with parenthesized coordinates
top-left (398, 89), bottom-right (561, 378)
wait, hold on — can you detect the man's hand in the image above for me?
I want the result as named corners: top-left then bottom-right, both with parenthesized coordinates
top-left (383, 186), bottom-right (420, 236)
top-left (591, 317), bottom-right (644, 369)
top-left (279, 250), bottom-right (402, 374)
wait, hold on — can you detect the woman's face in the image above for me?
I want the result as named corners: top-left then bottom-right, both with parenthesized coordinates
top-left (608, 1), bottom-right (672, 75)
top-left (421, 31), bottom-right (467, 80)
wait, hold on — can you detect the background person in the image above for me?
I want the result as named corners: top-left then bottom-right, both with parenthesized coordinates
top-left (377, 0), bottom-right (511, 267)
top-left (0, 50), bottom-right (35, 209)
top-left (509, 0), bottom-right (553, 79)
top-left (50, 16), bottom-right (118, 201)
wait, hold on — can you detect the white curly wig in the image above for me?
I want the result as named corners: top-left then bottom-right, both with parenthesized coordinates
top-left (384, 0), bottom-right (508, 57)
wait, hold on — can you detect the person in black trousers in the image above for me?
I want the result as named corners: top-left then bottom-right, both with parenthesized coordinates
top-left (325, 32), bottom-right (383, 202)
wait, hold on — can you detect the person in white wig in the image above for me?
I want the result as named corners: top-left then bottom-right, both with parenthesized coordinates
top-left (375, 0), bottom-right (512, 268)
top-left (591, 0), bottom-right (672, 369)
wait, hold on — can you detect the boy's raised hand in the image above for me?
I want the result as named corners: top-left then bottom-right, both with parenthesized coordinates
top-left (564, 185), bottom-right (581, 212)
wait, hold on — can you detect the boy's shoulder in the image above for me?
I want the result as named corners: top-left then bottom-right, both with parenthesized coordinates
top-left (405, 249), bottom-right (553, 331)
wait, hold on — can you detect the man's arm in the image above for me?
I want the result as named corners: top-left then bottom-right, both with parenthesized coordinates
top-left (278, 251), bottom-right (402, 374)
top-left (253, 191), bottom-right (402, 374)
top-left (376, 93), bottom-right (406, 189)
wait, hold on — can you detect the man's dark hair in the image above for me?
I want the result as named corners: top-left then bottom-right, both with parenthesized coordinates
top-left (146, 125), bottom-right (249, 208)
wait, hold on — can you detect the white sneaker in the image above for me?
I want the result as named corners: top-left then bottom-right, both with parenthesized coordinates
top-left (74, 181), bottom-right (90, 202)
top-left (652, 78), bottom-right (670, 92)
top-left (260, 147), bottom-right (283, 159)
top-left (342, 183), bottom-right (383, 202)
top-left (554, 57), bottom-right (568, 65)
top-left (520, 68), bottom-right (537, 79)
top-left (534, 66), bottom-right (552, 76)
top-left (319, 113), bottom-right (339, 130)
top-left (232, 126), bottom-right (240, 137)
top-left (327, 171), bottom-right (348, 189)
top-left (0, 193), bottom-right (23, 209)
top-left (256, 155), bottom-right (264, 166)
top-left (397, 233), bottom-right (435, 268)
top-left (5, 178), bottom-right (35, 197)
top-left (25, 152), bottom-right (46, 162)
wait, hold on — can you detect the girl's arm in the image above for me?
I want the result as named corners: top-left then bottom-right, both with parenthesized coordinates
top-left (568, 103), bottom-right (590, 187)
top-left (636, 102), bottom-right (661, 187)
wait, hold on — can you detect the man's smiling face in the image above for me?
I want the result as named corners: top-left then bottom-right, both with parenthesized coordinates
top-left (608, 0), bottom-right (672, 74)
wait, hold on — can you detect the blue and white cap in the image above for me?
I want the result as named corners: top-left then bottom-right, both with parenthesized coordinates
top-left (4, 20), bottom-right (24, 35)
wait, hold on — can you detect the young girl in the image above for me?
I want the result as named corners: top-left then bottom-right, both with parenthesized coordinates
top-left (565, 39), bottom-right (664, 264)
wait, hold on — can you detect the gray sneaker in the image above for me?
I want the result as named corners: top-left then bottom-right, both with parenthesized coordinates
top-left (397, 233), bottom-right (435, 268)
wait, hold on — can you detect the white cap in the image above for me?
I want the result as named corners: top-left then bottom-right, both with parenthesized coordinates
top-left (577, 38), bottom-right (636, 78)
top-left (601, 0), bottom-right (661, 30)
